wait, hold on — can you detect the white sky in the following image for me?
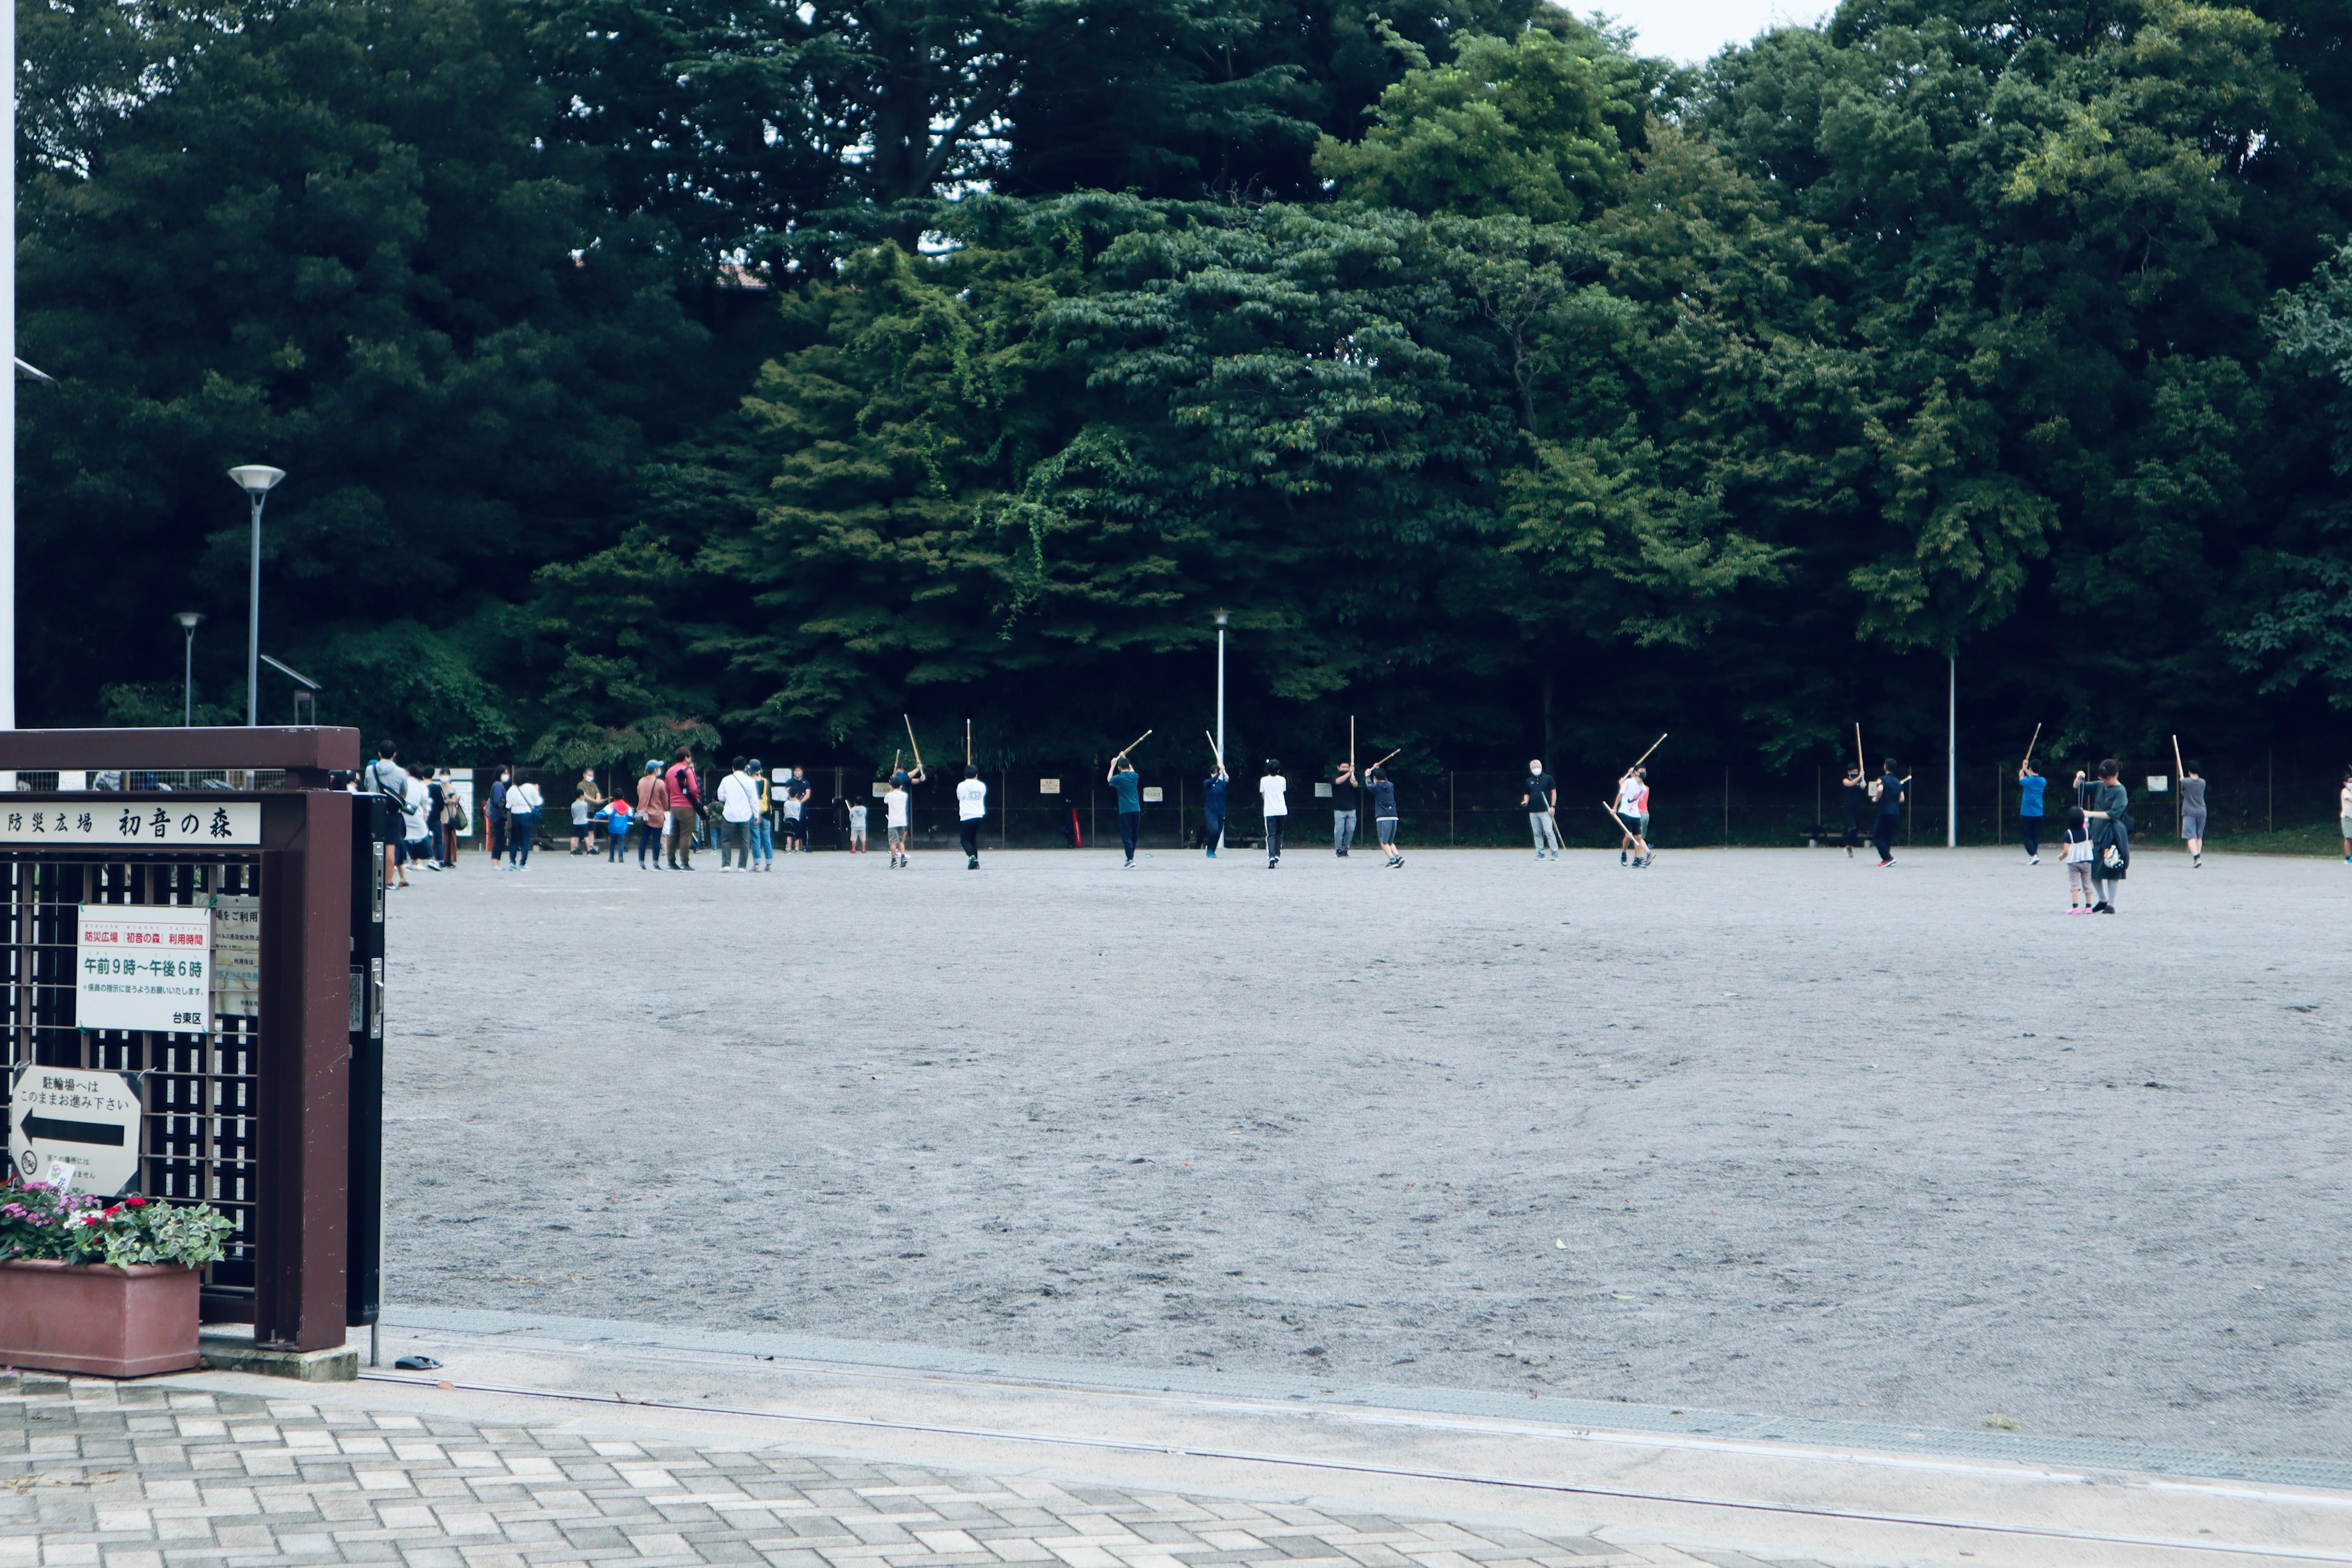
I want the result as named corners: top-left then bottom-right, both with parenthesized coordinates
top-left (1578, 0), bottom-right (1834, 64)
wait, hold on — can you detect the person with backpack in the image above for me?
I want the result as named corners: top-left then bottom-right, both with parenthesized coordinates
top-left (716, 756), bottom-right (762, 871)
top-left (485, 766), bottom-right (511, 862)
top-left (398, 763), bottom-right (437, 883)
top-left (663, 748), bottom-right (703, 869)
top-left (505, 772), bottom-right (545, 869)
top-left (748, 761), bottom-right (777, 870)
top-left (362, 742), bottom-right (410, 889)
top-left (597, 792), bottom-right (633, 863)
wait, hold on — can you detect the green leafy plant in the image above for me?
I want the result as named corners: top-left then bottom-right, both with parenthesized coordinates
top-left (0, 1179), bottom-right (236, 1270)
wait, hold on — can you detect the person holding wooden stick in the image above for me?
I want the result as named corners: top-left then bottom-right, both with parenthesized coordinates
top-left (1107, 752), bottom-right (1144, 867)
top-left (1366, 764), bottom-right (1403, 867)
top-left (1522, 759), bottom-right (1561, 860)
top-left (1331, 761), bottom-right (1359, 857)
top-left (2017, 759), bottom-right (2048, 864)
top-left (1871, 758), bottom-right (1904, 867)
top-left (1839, 764), bottom-right (1868, 858)
top-left (2178, 758), bottom-right (2207, 867)
top-left (1613, 767), bottom-right (1650, 867)
top-left (956, 764), bottom-right (989, 870)
top-left (1202, 739), bottom-right (1229, 856)
top-left (884, 762), bottom-right (925, 868)
top-left (1259, 758), bottom-right (1288, 868)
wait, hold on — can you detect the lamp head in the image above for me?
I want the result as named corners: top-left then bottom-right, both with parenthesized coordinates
top-left (1214, 609), bottom-right (1229, 628)
top-left (227, 464), bottom-right (286, 495)
top-left (174, 611), bottom-right (203, 630)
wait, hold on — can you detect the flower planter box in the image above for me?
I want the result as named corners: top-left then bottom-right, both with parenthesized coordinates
top-left (0, 1259), bottom-right (201, 1376)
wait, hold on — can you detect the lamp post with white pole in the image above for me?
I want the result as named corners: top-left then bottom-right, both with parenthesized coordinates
top-left (1947, 654), bottom-right (1958, 850)
top-left (175, 612), bottom-right (203, 725)
top-left (1214, 610), bottom-right (1227, 766)
top-left (227, 466), bottom-right (285, 726)
top-left (1214, 610), bottom-right (1228, 856)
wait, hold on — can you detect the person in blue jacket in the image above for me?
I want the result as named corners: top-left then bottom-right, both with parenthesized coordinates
top-left (1202, 764), bottom-right (1229, 856)
top-left (2017, 760), bottom-right (2048, 864)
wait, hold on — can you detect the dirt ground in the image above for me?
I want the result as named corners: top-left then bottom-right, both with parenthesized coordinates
top-left (383, 837), bottom-right (2352, 1457)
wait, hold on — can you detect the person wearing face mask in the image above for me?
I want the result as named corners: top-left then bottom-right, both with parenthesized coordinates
top-left (1521, 758), bottom-right (1559, 860)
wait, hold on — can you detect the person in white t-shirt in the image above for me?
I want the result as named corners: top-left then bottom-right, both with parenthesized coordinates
top-left (884, 766), bottom-right (924, 867)
top-left (1259, 760), bottom-right (1287, 869)
top-left (715, 756), bottom-right (761, 871)
top-left (1613, 768), bottom-right (1651, 869)
top-left (956, 765), bottom-right (989, 870)
top-left (848, 800), bottom-right (869, 853)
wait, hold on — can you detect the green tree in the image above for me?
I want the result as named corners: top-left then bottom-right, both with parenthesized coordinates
top-left (18, 0), bottom-right (709, 734)
top-left (1311, 26), bottom-right (1646, 222)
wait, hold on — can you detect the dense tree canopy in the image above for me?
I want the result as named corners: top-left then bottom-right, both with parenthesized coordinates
top-left (18, 0), bottom-right (2352, 786)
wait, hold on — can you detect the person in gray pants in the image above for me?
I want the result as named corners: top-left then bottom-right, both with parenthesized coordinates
top-left (1331, 763), bottom-right (1359, 856)
top-left (1521, 760), bottom-right (1560, 859)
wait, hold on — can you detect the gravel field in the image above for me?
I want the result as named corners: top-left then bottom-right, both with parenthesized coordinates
top-left (384, 837), bottom-right (2352, 1457)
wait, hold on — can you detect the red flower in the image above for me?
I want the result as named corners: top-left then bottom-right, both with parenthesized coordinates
top-left (104, 1205), bottom-right (123, 1218)
top-left (125, 1197), bottom-right (147, 1208)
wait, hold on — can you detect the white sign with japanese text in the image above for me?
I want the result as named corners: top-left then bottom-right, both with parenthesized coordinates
top-left (0, 801), bottom-right (260, 846)
top-left (9, 1065), bottom-right (144, 1195)
top-left (210, 895), bottom-right (260, 1019)
top-left (78, 904), bottom-right (213, 1032)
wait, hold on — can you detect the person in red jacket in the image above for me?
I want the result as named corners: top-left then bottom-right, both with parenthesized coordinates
top-left (663, 748), bottom-right (703, 870)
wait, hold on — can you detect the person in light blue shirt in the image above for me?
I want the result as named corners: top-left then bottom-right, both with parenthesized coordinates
top-left (2017, 760), bottom-right (2048, 864)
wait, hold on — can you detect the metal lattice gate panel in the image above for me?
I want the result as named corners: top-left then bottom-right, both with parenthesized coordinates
top-left (0, 854), bottom-right (263, 1294)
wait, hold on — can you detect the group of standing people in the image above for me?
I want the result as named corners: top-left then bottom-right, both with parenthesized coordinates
top-left (359, 741), bottom-right (467, 887)
top-left (1191, 756), bottom-right (1403, 869)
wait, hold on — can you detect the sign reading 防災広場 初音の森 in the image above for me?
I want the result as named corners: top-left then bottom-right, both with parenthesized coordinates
top-left (77, 904), bottom-right (213, 1033)
top-left (0, 801), bottom-right (259, 846)
top-left (8, 1064), bottom-right (145, 1195)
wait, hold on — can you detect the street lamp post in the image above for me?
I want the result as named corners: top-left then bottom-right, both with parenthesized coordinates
top-left (227, 466), bottom-right (285, 726)
top-left (1215, 611), bottom-right (1228, 856)
top-left (174, 612), bottom-right (203, 726)
top-left (1947, 654), bottom-right (1957, 850)
top-left (1214, 611), bottom-right (1227, 767)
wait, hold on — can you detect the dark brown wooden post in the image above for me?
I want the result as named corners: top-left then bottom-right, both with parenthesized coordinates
top-left (254, 792), bottom-right (352, 1350)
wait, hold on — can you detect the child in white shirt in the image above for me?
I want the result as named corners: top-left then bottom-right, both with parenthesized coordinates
top-left (848, 801), bottom-right (869, 853)
top-left (2063, 807), bottom-right (2095, 913)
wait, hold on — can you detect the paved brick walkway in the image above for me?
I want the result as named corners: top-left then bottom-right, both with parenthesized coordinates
top-left (0, 1376), bottom-right (1833, 1568)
